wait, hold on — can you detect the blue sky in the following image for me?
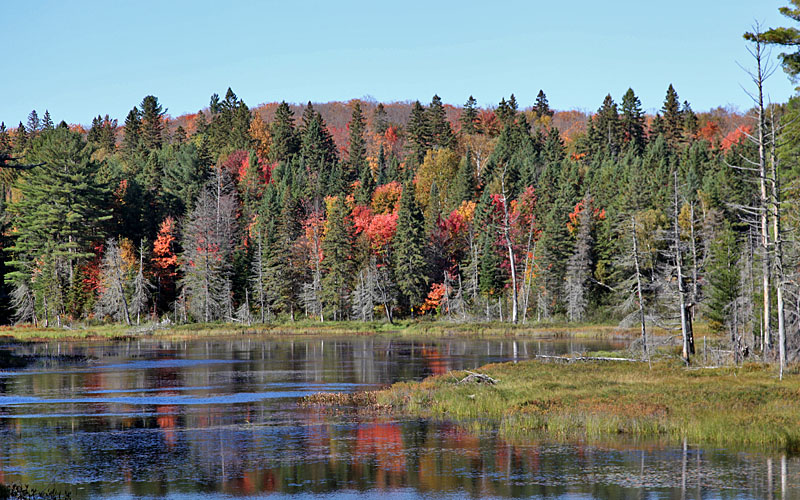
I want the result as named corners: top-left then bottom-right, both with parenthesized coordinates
top-left (1, 0), bottom-right (796, 126)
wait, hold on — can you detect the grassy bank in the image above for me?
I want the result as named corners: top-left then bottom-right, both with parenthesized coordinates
top-left (375, 358), bottom-right (800, 451)
top-left (0, 319), bottom-right (662, 342)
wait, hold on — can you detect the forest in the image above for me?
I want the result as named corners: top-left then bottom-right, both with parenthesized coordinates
top-left (0, 13), bottom-right (799, 372)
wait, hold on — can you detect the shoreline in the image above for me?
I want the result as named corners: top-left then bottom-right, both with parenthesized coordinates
top-left (0, 320), bottom-right (662, 343)
top-left (358, 358), bottom-right (800, 452)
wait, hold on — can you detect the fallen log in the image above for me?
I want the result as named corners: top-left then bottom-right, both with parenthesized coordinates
top-left (534, 354), bottom-right (643, 363)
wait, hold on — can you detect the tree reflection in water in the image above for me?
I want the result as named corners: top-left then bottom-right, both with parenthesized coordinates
top-left (0, 337), bottom-right (793, 499)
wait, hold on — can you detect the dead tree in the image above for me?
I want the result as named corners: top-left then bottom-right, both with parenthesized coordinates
top-left (673, 171), bottom-right (694, 363)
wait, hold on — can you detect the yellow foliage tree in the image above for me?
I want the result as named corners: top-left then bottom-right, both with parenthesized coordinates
top-left (414, 148), bottom-right (460, 218)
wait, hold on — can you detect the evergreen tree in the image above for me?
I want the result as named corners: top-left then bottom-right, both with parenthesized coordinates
top-left (41, 110), bottom-right (54, 131)
top-left (300, 109), bottom-right (338, 199)
top-left (620, 88), bottom-right (646, 152)
top-left (427, 94), bottom-right (454, 149)
top-left (392, 181), bottom-right (429, 313)
top-left (373, 102), bottom-right (389, 134)
top-left (26, 110), bottom-right (40, 136)
top-left (269, 101), bottom-right (299, 163)
top-left (321, 196), bottom-right (355, 320)
top-left (14, 122), bottom-right (27, 154)
top-left (460, 96), bottom-right (479, 134)
top-left (681, 100), bottom-right (699, 139)
top-left (160, 142), bottom-right (209, 217)
top-left (251, 186), bottom-right (293, 321)
top-left (589, 94), bottom-right (623, 157)
top-left (5, 128), bottom-right (110, 324)
top-left (537, 161), bottom-right (580, 316)
top-left (407, 100), bottom-right (430, 163)
top-left (300, 101), bottom-right (316, 134)
top-left (496, 94), bottom-right (518, 126)
top-left (747, 3), bottom-right (800, 79)
top-left (206, 88), bottom-right (251, 155)
top-left (533, 90), bottom-right (554, 118)
top-left (705, 222), bottom-right (742, 333)
top-left (347, 101), bottom-right (367, 184)
top-left (173, 125), bottom-right (187, 144)
top-left (476, 190), bottom-right (504, 300)
top-left (123, 107), bottom-right (142, 155)
top-left (376, 144), bottom-right (389, 185)
top-left (355, 161), bottom-right (375, 206)
top-left (658, 84), bottom-right (683, 148)
top-left (140, 95), bottom-right (165, 150)
top-left (449, 150), bottom-right (476, 211)
top-left (0, 123), bottom-right (10, 155)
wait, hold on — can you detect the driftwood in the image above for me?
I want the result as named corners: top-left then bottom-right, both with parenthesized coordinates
top-left (457, 370), bottom-right (498, 385)
top-left (534, 354), bottom-right (643, 363)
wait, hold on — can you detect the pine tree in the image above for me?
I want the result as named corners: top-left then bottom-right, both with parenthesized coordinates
top-left (321, 196), bottom-right (355, 320)
top-left (0, 123), bottom-right (10, 155)
top-left (41, 110), bottom-right (54, 131)
top-left (620, 88), bottom-right (647, 153)
top-left (476, 191), bottom-right (504, 300)
top-left (537, 161), bottom-right (580, 317)
top-left (460, 96), bottom-right (479, 134)
top-left (140, 95), bottom-right (165, 150)
top-left (14, 122), bottom-right (28, 154)
top-left (347, 100), bottom-right (367, 184)
top-left (682, 100), bottom-right (699, 139)
top-left (269, 101), bottom-right (299, 164)
top-left (658, 84), bottom-right (683, 148)
top-left (407, 100), bottom-right (430, 163)
top-left (250, 197), bottom-right (291, 322)
top-left (206, 88), bottom-right (251, 154)
top-left (173, 126), bottom-right (187, 144)
top-left (449, 151), bottom-right (476, 211)
top-left (123, 107), bottom-right (141, 155)
top-left (26, 110), bottom-right (40, 137)
top-left (427, 94), bottom-right (454, 149)
top-left (300, 110), bottom-right (338, 200)
top-left (533, 90), bottom-right (554, 118)
top-left (705, 222), bottom-right (742, 333)
top-left (393, 181), bottom-right (429, 313)
top-left (589, 94), bottom-right (623, 157)
top-left (5, 128), bottom-right (110, 324)
top-left (373, 102), bottom-right (389, 134)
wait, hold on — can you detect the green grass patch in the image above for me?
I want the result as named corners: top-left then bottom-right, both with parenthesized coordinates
top-left (377, 358), bottom-right (800, 451)
top-left (0, 319), bottom-right (654, 342)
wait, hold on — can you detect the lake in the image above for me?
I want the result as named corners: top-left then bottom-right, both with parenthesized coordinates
top-left (0, 336), bottom-right (796, 499)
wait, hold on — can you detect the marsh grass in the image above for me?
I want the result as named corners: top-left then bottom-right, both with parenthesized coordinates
top-left (377, 359), bottom-right (800, 451)
top-left (0, 319), bottom-right (663, 342)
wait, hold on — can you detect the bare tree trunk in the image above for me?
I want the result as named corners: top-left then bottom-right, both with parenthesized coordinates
top-left (632, 215), bottom-right (648, 363)
top-left (674, 171), bottom-right (691, 364)
top-left (770, 111), bottom-right (786, 378)
top-left (500, 168), bottom-right (518, 323)
top-left (752, 37), bottom-right (772, 354)
top-left (257, 230), bottom-right (265, 323)
top-left (689, 202), bottom-right (699, 316)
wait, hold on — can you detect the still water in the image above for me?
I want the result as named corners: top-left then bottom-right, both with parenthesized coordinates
top-left (0, 336), bottom-right (796, 499)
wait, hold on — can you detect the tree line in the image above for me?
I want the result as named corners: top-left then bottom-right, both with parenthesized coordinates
top-left (1, 6), bottom-right (800, 369)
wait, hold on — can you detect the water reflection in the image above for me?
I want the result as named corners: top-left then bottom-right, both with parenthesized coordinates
top-left (0, 336), bottom-right (795, 499)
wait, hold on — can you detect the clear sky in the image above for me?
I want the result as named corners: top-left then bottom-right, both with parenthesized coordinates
top-left (1, 0), bottom-right (796, 126)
